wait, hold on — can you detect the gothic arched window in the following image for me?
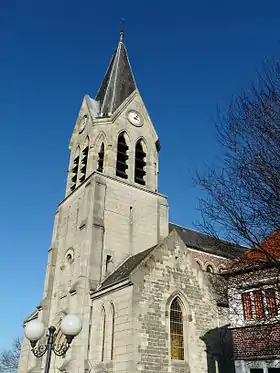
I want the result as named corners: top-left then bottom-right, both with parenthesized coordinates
top-left (110, 303), bottom-right (115, 360)
top-left (70, 147), bottom-right (80, 192)
top-left (97, 143), bottom-right (105, 173)
top-left (170, 297), bottom-right (184, 360)
top-left (134, 139), bottom-right (146, 185)
top-left (101, 307), bottom-right (106, 361)
top-left (116, 132), bottom-right (129, 179)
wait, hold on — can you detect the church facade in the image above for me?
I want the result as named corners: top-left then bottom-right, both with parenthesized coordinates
top-left (18, 32), bottom-right (242, 373)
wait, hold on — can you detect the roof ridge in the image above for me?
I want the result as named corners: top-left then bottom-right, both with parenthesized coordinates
top-left (169, 222), bottom-right (246, 259)
top-left (170, 222), bottom-right (217, 239)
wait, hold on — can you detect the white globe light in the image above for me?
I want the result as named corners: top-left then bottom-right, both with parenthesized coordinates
top-left (60, 315), bottom-right (82, 337)
top-left (24, 320), bottom-right (45, 341)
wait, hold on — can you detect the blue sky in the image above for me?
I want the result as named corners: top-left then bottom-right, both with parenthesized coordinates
top-left (0, 0), bottom-right (279, 350)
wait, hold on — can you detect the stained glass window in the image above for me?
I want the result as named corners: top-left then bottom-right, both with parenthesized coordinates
top-left (170, 298), bottom-right (184, 360)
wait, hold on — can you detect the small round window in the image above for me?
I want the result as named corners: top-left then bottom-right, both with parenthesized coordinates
top-left (65, 248), bottom-right (74, 264)
top-left (206, 264), bottom-right (214, 273)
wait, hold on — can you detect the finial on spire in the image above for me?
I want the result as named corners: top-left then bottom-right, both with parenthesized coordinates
top-left (120, 18), bottom-right (124, 41)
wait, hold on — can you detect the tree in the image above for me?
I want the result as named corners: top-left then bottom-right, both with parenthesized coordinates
top-left (0, 338), bottom-right (21, 373)
top-left (196, 56), bottom-right (280, 260)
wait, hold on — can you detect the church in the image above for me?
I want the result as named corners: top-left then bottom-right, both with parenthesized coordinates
top-left (18, 31), bottom-right (243, 373)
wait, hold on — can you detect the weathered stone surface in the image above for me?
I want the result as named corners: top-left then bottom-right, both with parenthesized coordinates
top-left (18, 37), bottom-right (233, 373)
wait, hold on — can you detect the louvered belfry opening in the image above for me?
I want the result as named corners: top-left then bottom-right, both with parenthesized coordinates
top-left (97, 143), bottom-right (105, 172)
top-left (134, 140), bottom-right (146, 185)
top-left (79, 146), bottom-right (89, 183)
top-left (116, 133), bottom-right (128, 179)
top-left (70, 152), bottom-right (80, 192)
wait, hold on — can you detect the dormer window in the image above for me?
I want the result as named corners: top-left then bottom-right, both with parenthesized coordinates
top-left (134, 139), bottom-right (146, 185)
top-left (116, 133), bottom-right (128, 179)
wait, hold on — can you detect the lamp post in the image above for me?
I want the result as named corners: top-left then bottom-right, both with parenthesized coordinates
top-left (24, 315), bottom-right (82, 373)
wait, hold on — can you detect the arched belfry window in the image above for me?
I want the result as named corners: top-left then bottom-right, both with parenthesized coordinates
top-left (97, 143), bottom-right (105, 173)
top-left (116, 132), bottom-right (128, 179)
top-left (170, 297), bottom-right (184, 360)
top-left (134, 139), bottom-right (146, 185)
top-left (70, 147), bottom-right (80, 192)
top-left (79, 138), bottom-right (89, 183)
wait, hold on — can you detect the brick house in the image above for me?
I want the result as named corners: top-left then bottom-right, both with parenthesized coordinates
top-left (224, 231), bottom-right (280, 373)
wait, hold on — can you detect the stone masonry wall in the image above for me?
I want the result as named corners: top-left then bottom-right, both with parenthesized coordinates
top-left (131, 231), bottom-right (223, 373)
top-left (103, 176), bottom-right (168, 271)
top-left (89, 286), bottom-right (134, 373)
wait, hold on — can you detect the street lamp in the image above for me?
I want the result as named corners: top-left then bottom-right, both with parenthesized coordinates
top-left (24, 315), bottom-right (82, 373)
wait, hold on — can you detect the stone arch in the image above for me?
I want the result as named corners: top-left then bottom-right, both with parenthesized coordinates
top-left (100, 306), bottom-right (106, 361)
top-left (109, 302), bottom-right (115, 360)
top-left (205, 263), bottom-right (215, 273)
top-left (74, 146), bottom-right (80, 158)
top-left (83, 135), bottom-right (90, 148)
top-left (93, 132), bottom-right (108, 173)
top-left (93, 131), bottom-right (108, 149)
top-left (64, 247), bottom-right (75, 264)
top-left (167, 293), bottom-right (189, 361)
top-left (116, 131), bottom-right (130, 179)
top-left (70, 146), bottom-right (80, 192)
top-left (135, 136), bottom-right (148, 153)
top-left (79, 137), bottom-right (90, 183)
top-left (116, 129), bottom-right (131, 148)
top-left (166, 291), bottom-right (189, 318)
top-left (134, 138), bottom-right (147, 185)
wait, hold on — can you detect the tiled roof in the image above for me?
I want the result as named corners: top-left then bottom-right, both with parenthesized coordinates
top-left (170, 223), bottom-right (245, 259)
top-left (224, 229), bottom-right (280, 270)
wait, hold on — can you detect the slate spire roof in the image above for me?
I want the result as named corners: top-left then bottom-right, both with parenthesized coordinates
top-left (95, 30), bottom-right (137, 116)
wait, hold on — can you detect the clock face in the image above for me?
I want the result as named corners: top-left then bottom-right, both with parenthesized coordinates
top-left (79, 115), bottom-right (88, 133)
top-left (127, 110), bottom-right (143, 127)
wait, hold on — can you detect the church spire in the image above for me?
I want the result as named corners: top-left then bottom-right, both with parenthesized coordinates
top-left (120, 18), bottom-right (124, 42)
top-left (95, 29), bottom-right (137, 116)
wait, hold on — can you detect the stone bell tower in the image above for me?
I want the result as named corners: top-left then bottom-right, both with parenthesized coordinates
top-left (19, 31), bottom-right (168, 373)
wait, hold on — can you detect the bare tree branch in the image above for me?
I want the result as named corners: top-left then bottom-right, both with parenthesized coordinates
top-left (0, 338), bottom-right (21, 373)
top-left (195, 55), bottom-right (280, 261)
